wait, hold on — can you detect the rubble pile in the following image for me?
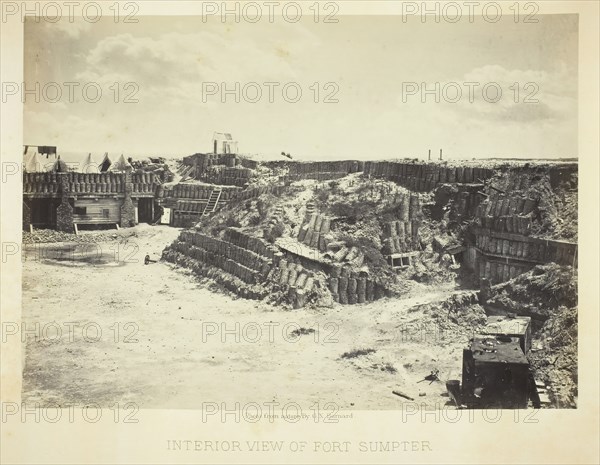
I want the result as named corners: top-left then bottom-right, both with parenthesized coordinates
top-left (483, 263), bottom-right (577, 322)
top-left (130, 157), bottom-right (175, 183)
top-left (161, 160), bottom-right (577, 320)
top-left (201, 165), bottom-right (255, 187)
top-left (162, 176), bottom-right (426, 306)
top-left (23, 229), bottom-right (137, 244)
top-left (162, 227), bottom-right (332, 308)
top-left (481, 163), bottom-right (577, 241)
top-left (479, 263), bottom-right (578, 407)
top-left (529, 306), bottom-right (578, 408)
top-left (417, 291), bottom-right (486, 331)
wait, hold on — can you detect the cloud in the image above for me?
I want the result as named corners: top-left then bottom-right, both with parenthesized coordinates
top-left (396, 64), bottom-right (577, 129)
top-left (24, 18), bottom-right (577, 159)
top-left (448, 64), bottom-right (576, 124)
top-left (75, 26), bottom-right (320, 106)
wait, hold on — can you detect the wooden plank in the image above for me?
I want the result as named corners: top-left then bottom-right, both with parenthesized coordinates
top-left (474, 227), bottom-right (577, 247)
top-left (387, 251), bottom-right (419, 259)
top-left (474, 247), bottom-right (547, 265)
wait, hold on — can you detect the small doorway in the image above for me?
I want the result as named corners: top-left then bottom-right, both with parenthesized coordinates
top-left (29, 198), bottom-right (60, 229)
top-left (137, 198), bottom-right (155, 223)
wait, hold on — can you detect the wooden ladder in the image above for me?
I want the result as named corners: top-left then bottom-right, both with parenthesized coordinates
top-left (203, 188), bottom-right (222, 216)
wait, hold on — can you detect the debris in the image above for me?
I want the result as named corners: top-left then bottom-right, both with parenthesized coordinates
top-left (392, 390), bottom-right (414, 401)
top-left (417, 369), bottom-right (440, 384)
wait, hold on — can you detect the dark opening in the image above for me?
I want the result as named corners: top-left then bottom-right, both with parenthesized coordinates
top-left (77, 223), bottom-right (118, 231)
top-left (74, 206), bottom-right (87, 215)
top-left (137, 198), bottom-right (154, 223)
top-left (389, 256), bottom-right (411, 268)
top-left (29, 198), bottom-right (60, 229)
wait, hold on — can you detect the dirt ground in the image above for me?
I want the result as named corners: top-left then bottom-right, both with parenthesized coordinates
top-left (22, 225), bottom-right (468, 410)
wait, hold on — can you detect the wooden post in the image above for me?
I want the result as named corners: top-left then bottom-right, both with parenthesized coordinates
top-left (439, 149), bottom-right (443, 160)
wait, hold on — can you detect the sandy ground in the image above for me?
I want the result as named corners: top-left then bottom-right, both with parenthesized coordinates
top-left (22, 225), bottom-right (467, 410)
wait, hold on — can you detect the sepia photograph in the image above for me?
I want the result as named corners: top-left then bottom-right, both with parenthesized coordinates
top-left (1, 1), bottom-right (598, 464)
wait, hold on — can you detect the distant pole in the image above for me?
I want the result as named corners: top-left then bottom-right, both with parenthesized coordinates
top-left (428, 149), bottom-right (431, 161)
top-left (439, 149), bottom-right (443, 160)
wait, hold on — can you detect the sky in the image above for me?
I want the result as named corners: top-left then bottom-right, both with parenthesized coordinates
top-left (23, 13), bottom-right (578, 161)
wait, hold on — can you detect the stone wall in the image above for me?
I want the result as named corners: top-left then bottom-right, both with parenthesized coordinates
top-left (120, 176), bottom-right (136, 227)
top-left (200, 166), bottom-right (254, 186)
top-left (171, 211), bottom-right (201, 228)
top-left (159, 184), bottom-right (240, 201)
top-left (162, 228), bottom-right (336, 308)
top-left (184, 153), bottom-right (256, 185)
top-left (470, 179), bottom-right (577, 284)
top-left (328, 271), bottom-right (385, 305)
top-left (380, 193), bottom-right (422, 255)
top-left (234, 184), bottom-right (285, 201)
top-left (364, 161), bottom-right (494, 192)
top-left (263, 160), bottom-right (363, 182)
top-left (474, 229), bottom-right (577, 281)
top-left (55, 198), bottom-right (74, 232)
top-left (159, 184), bottom-right (243, 226)
top-left (119, 197), bottom-right (136, 227)
top-left (162, 228), bottom-right (283, 301)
